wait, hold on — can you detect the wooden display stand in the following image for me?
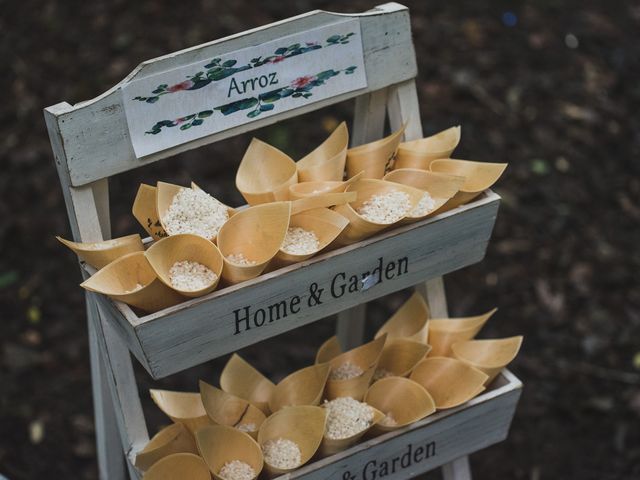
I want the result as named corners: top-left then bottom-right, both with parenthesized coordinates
top-left (45, 4), bottom-right (522, 479)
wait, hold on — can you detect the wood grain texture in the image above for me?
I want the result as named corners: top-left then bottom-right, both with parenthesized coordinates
top-left (88, 191), bottom-right (500, 378)
top-left (44, 3), bottom-right (417, 186)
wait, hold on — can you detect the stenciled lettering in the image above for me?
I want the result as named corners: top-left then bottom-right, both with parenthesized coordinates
top-left (348, 440), bottom-right (436, 480)
top-left (232, 255), bottom-right (411, 335)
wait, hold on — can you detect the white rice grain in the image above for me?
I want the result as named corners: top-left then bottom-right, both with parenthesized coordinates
top-left (356, 190), bottom-right (411, 224)
top-left (372, 368), bottom-right (395, 382)
top-left (236, 423), bottom-right (256, 433)
top-left (409, 192), bottom-right (437, 217)
top-left (219, 460), bottom-right (255, 480)
top-left (379, 411), bottom-right (398, 427)
top-left (324, 397), bottom-right (374, 439)
top-left (329, 361), bottom-right (363, 380)
top-left (226, 253), bottom-right (257, 266)
top-left (262, 438), bottom-right (302, 469)
top-left (163, 187), bottom-right (229, 240)
top-left (169, 260), bottom-right (217, 291)
top-left (281, 227), bottom-right (320, 255)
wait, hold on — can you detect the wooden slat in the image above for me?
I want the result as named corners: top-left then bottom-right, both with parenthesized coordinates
top-left (87, 192), bottom-right (499, 378)
top-left (336, 88), bottom-right (389, 349)
top-left (44, 3), bottom-right (417, 186)
top-left (278, 371), bottom-right (522, 480)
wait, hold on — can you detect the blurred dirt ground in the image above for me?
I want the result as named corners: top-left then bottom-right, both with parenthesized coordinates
top-left (1, 0), bottom-right (639, 478)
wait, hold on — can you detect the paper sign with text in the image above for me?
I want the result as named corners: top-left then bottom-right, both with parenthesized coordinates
top-left (122, 19), bottom-right (367, 158)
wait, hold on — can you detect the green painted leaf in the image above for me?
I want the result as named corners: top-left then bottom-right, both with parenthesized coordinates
top-left (222, 59), bottom-right (237, 67)
top-left (180, 124), bottom-right (191, 130)
top-left (247, 110), bottom-right (261, 118)
top-left (198, 110), bottom-right (214, 118)
top-left (192, 119), bottom-right (204, 126)
top-left (327, 34), bottom-right (341, 43)
top-left (275, 47), bottom-right (287, 55)
top-left (260, 103), bottom-right (275, 111)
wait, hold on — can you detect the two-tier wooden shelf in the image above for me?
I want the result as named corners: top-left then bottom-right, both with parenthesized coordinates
top-left (45, 4), bottom-right (522, 479)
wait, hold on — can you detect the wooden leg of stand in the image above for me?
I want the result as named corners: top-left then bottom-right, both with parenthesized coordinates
top-left (87, 296), bottom-right (127, 480)
top-left (420, 277), bottom-right (473, 480)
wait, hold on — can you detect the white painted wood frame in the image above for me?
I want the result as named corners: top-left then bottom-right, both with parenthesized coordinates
top-left (43, 4), bottom-right (519, 479)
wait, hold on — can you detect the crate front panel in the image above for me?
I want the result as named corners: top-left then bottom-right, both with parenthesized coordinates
top-left (117, 193), bottom-right (499, 378)
top-left (286, 371), bottom-right (522, 480)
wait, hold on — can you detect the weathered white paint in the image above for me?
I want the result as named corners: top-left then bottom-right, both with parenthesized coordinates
top-left (273, 370), bottom-right (522, 480)
top-left (45, 3), bottom-right (416, 186)
top-left (124, 18), bottom-right (367, 157)
top-left (87, 191), bottom-right (500, 379)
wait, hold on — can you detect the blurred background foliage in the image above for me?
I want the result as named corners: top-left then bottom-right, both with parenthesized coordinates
top-left (0, 0), bottom-right (639, 478)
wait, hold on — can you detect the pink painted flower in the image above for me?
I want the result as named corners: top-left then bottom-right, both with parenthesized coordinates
top-left (271, 55), bottom-right (287, 63)
top-left (167, 80), bottom-right (194, 92)
top-left (291, 75), bottom-right (314, 89)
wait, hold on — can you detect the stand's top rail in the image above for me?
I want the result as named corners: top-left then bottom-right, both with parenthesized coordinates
top-left (44, 2), bottom-right (416, 187)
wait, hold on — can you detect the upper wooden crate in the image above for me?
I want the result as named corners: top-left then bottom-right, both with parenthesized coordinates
top-left (88, 191), bottom-right (500, 379)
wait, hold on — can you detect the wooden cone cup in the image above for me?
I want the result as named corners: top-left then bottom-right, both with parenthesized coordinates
top-left (135, 423), bottom-right (198, 472)
top-left (144, 234), bottom-right (223, 298)
top-left (346, 124), bottom-right (406, 179)
top-left (133, 184), bottom-right (167, 240)
top-left (272, 208), bottom-right (349, 267)
top-left (428, 308), bottom-right (496, 357)
top-left (258, 406), bottom-right (327, 476)
top-left (288, 171), bottom-right (364, 200)
top-left (80, 252), bottom-right (185, 313)
top-left (320, 405), bottom-right (384, 456)
top-left (155, 181), bottom-right (233, 242)
top-left (57, 233), bottom-right (144, 270)
top-left (410, 357), bottom-right (489, 409)
top-left (142, 453), bottom-right (211, 480)
top-left (290, 191), bottom-right (356, 215)
top-left (332, 179), bottom-right (424, 246)
top-left (220, 354), bottom-right (275, 415)
top-left (373, 339), bottom-right (432, 381)
top-left (365, 377), bottom-right (436, 434)
top-left (451, 336), bottom-right (523, 384)
top-left (217, 202), bottom-right (291, 285)
top-left (315, 336), bottom-right (343, 364)
top-left (394, 126), bottom-right (461, 170)
top-left (297, 121), bottom-right (348, 182)
top-left (269, 363), bottom-right (331, 413)
top-left (430, 159), bottom-right (508, 209)
top-left (375, 292), bottom-right (431, 343)
top-left (236, 138), bottom-right (298, 205)
top-left (382, 169), bottom-right (466, 220)
top-left (325, 335), bottom-right (387, 401)
top-left (150, 389), bottom-right (212, 435)
top-left (199, 381), bottom-right (266, 439)
top-left (196, 425), bottom-right (264, 480)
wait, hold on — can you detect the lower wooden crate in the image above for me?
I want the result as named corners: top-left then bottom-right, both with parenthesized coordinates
top-left (88, 190), bottom-right (500, 379)
top-left (281, 370), bottom-right (522, 480)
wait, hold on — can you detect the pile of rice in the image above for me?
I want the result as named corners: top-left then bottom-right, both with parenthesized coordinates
top-left (329, 361), bottom-right (363, 380)
top-left (379, 411), bottom-right (398, 427)
top-left (124, 283), bottom-right (144, 294)
top-left (281, 227), bottom-right (320, 255)
top-left (324, 397), bottom-right (374, 439)
top-left (219, 460), bottom-right (255, 480)
top-left (357, 190), bottom-right (411, 223)
top-left (262, 438), bottom-right (302, 469)
top-left (169, 260), bottom-right (217, 291)
top-left (163, 187), bottom-right (229, 239)
top-left (372, 368), bottom-right (394, 382)
top-left (226, 253), bottom-right (257, 266)
top-left (236, 423), bottom-right (256, 433)
top-left (409, 192), bottom-right (436, 217)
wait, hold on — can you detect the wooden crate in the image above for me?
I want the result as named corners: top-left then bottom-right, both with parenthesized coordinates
top-left (281, 370), bottom-right (522, 480)
top-left (88, 190), bottom-right (500, 379)
top-left (44, 3), bottom-right (521, 479)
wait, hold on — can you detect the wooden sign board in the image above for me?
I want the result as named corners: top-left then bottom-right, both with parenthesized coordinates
top-left (122, 19), bottom-right (367, 157)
